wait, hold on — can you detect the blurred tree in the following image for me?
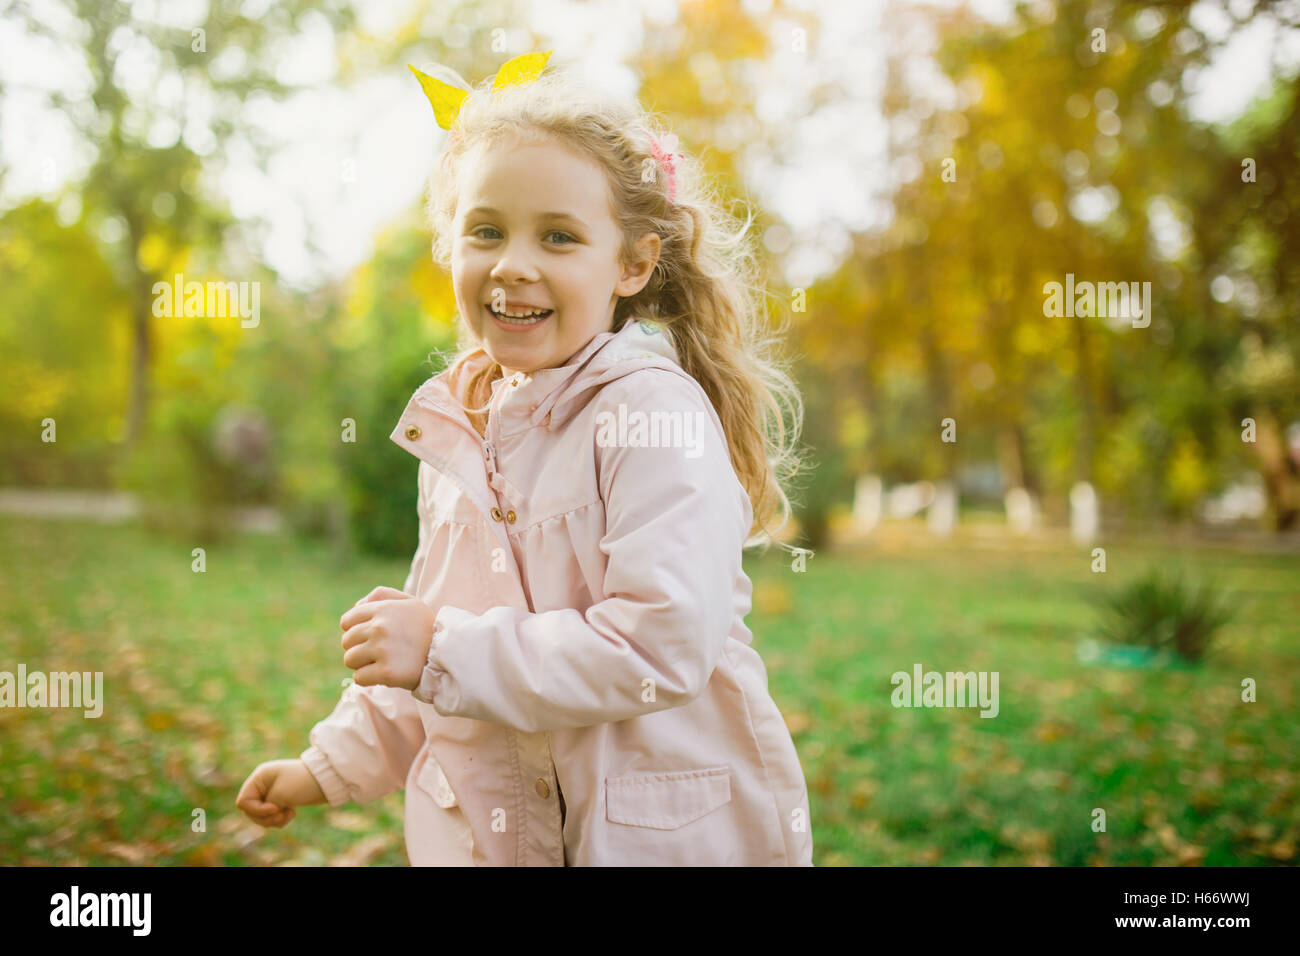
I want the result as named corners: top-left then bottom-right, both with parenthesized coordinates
top-left (334, 213), bottom-right (457, 556)
top-left (1198, 78), bottom-right (1300, 529)
top-left (793, 0), bottom-right (1300, 532)
top-left (0, 199), bottom-right (127, 484)
top-left (1, 0), bottom-right (358, 451)
top-left (788, 355), bottom-right (855, 551)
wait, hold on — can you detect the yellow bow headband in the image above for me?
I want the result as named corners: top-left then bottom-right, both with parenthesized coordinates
top-left (408, 51), bottom-right (553, 131)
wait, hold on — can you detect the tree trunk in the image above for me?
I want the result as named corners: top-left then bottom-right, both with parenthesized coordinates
top-left (122, 214), bottom-right (154, 450)
top-left (1070, 312), bottom-right (1097, 485)
top-left (1252, 405), bottom-right (1300, 531)
top-left (919, 321), bottom-right (957, 483)
top-left (997, 423), bottom-right (1026, 490)
top-left (125, 293), bottom-right (150, 447)
top-left (800, 508), bottom-right (830, 551)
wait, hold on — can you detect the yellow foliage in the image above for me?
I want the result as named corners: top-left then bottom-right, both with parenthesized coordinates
top-left (336, 264), bottom-right (374, 350)
top-left (4, 359), bottom-right (73, 420)
top-left (137, 234), bottom-right (170, 273)
top-left (972, 64), bottom-right (1005, 115)
top-left (1095, 423), bottom-right (1144, 496)
top-left (839, 407), bottom-right (870, 452)
top-left (1013, 322), bottom-right (1045, 355)
top-left (408, 258), bottom-right (458, 332)
top-left (151, 273), bottom-right (249, 390)
top-left (1167, 435), bottom-right (1210, 507)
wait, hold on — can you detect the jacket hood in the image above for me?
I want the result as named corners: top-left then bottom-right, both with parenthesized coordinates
top-left (420, 316), bottom-right (692, 432)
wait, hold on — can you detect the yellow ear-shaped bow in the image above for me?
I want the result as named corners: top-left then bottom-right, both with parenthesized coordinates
top-left (408, 51), bottom-right (553, 130)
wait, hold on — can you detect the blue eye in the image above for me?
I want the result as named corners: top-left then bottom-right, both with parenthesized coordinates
top-left (470, 227), bottom-right (574, 244)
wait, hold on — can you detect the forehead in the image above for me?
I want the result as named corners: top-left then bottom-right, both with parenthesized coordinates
top-left (456, 133), bottom-right (614, 224)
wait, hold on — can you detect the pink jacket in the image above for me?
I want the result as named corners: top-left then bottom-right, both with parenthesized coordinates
top-left (300, 317), bottom-right (813, 866)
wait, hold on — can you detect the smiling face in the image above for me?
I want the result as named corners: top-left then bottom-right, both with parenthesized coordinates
top-left (450, 132), bottom-right (660, 376)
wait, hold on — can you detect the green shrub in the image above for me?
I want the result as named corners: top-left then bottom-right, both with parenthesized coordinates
top-left (345, 351), bottom-right (447, 557)
top-left (117, 423), bottom-right (228, 541)
top-left (117, 400), bottom-right (273, 542)
top-left (1094, 567), bottom-right (1236, 662)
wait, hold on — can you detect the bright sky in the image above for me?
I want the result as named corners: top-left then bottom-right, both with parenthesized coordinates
top-left (1, 0), bottom-right (1297, 291)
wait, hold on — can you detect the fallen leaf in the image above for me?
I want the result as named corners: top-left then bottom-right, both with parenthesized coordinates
top-left (104, 841), bottom-right (151, 864)
top-left (1176, 845), bottom-right (1208, 866)
top-left (332, 834), bottom-right (393, 867)
top-left (146, 711), bottom-right (176, 731)
top-left (185, 844), bottom-right (223, 866)
top-left (784, 711), bottom-right (811, 736)
top-left (753, 581), bottom-right (792, 617)
top-left (1267, 839), bottom-right (1296, 861)
top-left (328, 810), bottom-right (374, 832)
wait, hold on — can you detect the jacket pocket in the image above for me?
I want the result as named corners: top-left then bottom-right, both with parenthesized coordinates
top-left (605, 765), bottom-right (731, 829)
top-left (415, 752), bottom-right (459, 809)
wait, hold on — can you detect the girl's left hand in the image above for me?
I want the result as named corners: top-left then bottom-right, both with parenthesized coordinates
top-left (340, 586), bottom-right (438, 691)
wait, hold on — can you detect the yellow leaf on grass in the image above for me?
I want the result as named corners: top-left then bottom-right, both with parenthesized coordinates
top-left (754, 581), bottom-right (791, 616)
top-left (784, 711), bottom-right (811, 736)
top-left (1267, 839), bottom-right (1297, 861)
top-left (146, 711), bottom-right (175, 731)
top-left (332, 834), bottom-right (393, 867)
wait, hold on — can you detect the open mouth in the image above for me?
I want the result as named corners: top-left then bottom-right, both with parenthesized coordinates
top-left (487, 305), bottom-right (553, 329)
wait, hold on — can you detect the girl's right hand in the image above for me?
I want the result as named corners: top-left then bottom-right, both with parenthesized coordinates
top-left (235, 758), bottom-right (327, 828)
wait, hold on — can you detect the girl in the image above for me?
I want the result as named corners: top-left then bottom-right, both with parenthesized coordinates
top-left (236, 55), bottom-right (812, 866)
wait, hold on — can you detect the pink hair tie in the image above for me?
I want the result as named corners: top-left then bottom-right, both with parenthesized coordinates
top-left (648, 131), bottom-right (684, 202)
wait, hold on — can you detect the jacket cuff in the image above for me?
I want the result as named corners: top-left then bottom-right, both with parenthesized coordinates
top-left (300, 744), bottom-right (352, 808)
top-left (411, 605), bottom-right (474, 711)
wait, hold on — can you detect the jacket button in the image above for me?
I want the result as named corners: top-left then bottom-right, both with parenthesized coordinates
top-left (535, 778), bottom-right (550, 799)
top-left (506, 510), bottom-right (517, 523)
top-left (510, 378), bottom-right (519, 387)
top-left (490, 507), bottom-right (503, 522)
top-left (404, 424), bottom-right (421, 440)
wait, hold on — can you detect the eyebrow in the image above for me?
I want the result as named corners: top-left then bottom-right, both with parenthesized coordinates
top-left (463, 206), bottom-right (588, 228)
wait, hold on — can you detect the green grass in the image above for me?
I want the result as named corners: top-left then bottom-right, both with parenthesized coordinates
top-left (1, 516), bottom-right (1297, 866)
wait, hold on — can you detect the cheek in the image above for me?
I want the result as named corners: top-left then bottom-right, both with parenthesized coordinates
top-left (450, 253), bottom-right (475, 293)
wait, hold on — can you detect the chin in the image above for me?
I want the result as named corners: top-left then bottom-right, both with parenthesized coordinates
top-left (486, 347), bottom-right (542, 374)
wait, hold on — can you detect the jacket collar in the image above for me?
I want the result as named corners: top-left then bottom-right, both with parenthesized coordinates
top-left (526, 316), bottom-right (684, 429)
top-left (412, 316), bottom-right (688, 436)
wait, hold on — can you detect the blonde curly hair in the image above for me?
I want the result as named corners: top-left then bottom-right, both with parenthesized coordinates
top-left (422, 65), bottom-right (804, 549)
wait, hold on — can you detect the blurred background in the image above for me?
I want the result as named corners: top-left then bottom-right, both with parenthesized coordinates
top-left (1, 0), bottom-right (1297, 866)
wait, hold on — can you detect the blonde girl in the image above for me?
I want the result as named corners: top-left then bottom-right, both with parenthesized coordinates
top-left (237, 56), bottom-right (812, 866)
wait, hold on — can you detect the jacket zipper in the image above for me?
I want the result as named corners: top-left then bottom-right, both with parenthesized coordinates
top-left (415, 381), bottom-right (509, 500)
top-left (485, 378), bottom-right (506, 483)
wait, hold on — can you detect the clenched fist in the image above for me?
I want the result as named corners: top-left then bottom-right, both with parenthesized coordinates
top-left (339, 586), bottom-right (439, 691)
top-left (235, 759), bottom-right (326, 828)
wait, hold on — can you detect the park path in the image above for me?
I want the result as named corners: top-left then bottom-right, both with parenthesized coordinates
top-left (2, 488), bottom-right (1298, 551)
top-left (0, 488), bottom-right (282, 532)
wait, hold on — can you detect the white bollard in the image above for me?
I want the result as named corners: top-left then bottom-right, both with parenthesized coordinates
top-left (888, 480), bottom-right (935, 519)
top-left (1004, 487), bottom-right (1036, 535)
top-left (1069, 480), bottom-right (1099, 545)
top-left (853, 474), bottom-right (883, 533)
top-left (928, 481), bottom-right (957, 537)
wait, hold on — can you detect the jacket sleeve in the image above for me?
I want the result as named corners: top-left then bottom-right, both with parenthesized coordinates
top-left (411, 370), bottom-right (753, 733)
top-left (300, 463), bottom-right (432, 806)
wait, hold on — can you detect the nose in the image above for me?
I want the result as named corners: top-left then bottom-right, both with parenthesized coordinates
top-left (489, 238), bottom-right (541, 285)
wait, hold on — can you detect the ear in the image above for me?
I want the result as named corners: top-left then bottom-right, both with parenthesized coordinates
top-left (615, 232), bottom-right (662, 297)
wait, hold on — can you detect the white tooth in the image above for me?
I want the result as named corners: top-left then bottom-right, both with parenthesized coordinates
top-left (493, 306), bottom-right (548, 320)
